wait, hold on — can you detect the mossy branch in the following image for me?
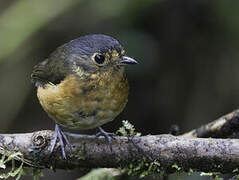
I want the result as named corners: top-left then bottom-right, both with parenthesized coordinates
top-left (0, 132), bottom-right (239, 174)
top-left (1, 110), bottom-right (239, 178)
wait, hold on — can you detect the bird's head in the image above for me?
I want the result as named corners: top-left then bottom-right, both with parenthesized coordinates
top-left (32, 34), bottom-right (137, 85)
top-left (52, 34), bottom-right (137, 75)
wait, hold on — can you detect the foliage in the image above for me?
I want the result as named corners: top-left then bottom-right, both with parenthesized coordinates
top-left (0, 152), bottom-right (24, 179)
top-left (116, 120), bottom-right (141, 137)
top-left (200, 172), bottom-right (223, 180)
top-left (77, 168), bottom-right (121, 180)
top-left (121, 158), bottom-right (161, 178)
top-left (0, 152), bottom-right (43, 180)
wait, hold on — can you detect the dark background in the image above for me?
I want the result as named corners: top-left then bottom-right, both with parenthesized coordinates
top-left (0, 0), bottom-right (238, 179)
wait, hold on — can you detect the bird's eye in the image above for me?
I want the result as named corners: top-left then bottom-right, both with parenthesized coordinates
top-left (94, 54), bottom-right (105, 65)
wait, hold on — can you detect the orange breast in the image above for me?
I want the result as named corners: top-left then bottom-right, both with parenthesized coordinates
top-left (37, 69), bottom-right (129, 130)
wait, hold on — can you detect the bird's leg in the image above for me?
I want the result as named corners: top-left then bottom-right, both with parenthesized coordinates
top-left (50, 124), bottom-right (71, 159)
top-left (96, 127), bottom-right (115, 150)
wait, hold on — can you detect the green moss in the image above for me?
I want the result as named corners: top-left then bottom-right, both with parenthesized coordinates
top-left (171, 164), bottom-right (183, 179)
top-left (233, 168), bottom-right (239, 173)
top-left (77, 168), bottom-right (121, 180)
top-left (18, 167), bottom-right (43, 180)
top-left (187, 168), bottom-right (194, 175)
top-left (0, 152), bottom-right (43, 180)
top-left (233, 175), bottom-right (239, 180)
top-left (77, 150), bottom-right (86, 160)
top-left (121, 159), bottom-right (161, 178)
top-left (116, 120), bottom-right (141, 137)
top-left (116, 121), bottom-right (162, 178)
top-left (172, 164), bottom-right (182, 171)
top-left (33, 168), bottom-right (44, 180)
top-left (0, 152), bottom-right (24, 179)
top-left (200, 172), bottom-right (223, 180)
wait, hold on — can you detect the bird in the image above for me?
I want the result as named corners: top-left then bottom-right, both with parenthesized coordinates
top-left (31, 34), bottom-right (138, 158)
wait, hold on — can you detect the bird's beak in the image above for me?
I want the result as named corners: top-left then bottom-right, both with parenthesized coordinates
top-left (120, 56), bottom-right (138, 65)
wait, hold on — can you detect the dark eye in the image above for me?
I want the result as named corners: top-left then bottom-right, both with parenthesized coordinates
top-left (94, 54), bottom-right (105, 64)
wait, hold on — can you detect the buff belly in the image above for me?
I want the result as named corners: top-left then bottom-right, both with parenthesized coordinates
top-left (37, 72), bottom-right (129, 130)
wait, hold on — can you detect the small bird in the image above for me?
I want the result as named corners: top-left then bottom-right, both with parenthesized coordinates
top-left (31, 34), bottom-right (138, 158)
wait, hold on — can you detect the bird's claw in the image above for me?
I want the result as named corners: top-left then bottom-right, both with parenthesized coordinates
top-left (50, 124), bottom-right (71, 159)
top-left (96, 127), bottom-right (115, 150)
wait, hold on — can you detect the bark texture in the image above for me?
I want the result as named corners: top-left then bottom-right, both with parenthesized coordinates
top-left (0, 131), bottom-right (239, 174)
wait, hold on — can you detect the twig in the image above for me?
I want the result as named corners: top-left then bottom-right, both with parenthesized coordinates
top-left (182, 109), bottom-right (239, 138)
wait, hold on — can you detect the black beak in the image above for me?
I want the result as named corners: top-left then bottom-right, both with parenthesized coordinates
top-left (120, 56), bottom-right (138, 65)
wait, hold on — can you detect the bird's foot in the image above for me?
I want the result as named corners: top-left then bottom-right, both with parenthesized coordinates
top-left (96, 127), bottom-right (115, 150)
top-left (50, 124), bottom-right (71, 159)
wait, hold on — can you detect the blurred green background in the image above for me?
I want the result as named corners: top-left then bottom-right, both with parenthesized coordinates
top-left (0, 0), bottom-right (238, 179)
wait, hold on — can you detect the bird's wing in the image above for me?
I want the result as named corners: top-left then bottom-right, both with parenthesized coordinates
top-left (31, 58), bottom-right (67, 87)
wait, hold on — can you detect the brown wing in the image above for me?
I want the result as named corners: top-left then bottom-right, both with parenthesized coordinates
top-left (31, 57), bottom-right (67, 87)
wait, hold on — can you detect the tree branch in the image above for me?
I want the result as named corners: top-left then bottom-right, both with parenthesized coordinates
top-left (1, 129), bottom-right (239, 175)
top-left (1, 110), bottom-right (239, 178)
top-left (182, 109), bottom-right (239, 138)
